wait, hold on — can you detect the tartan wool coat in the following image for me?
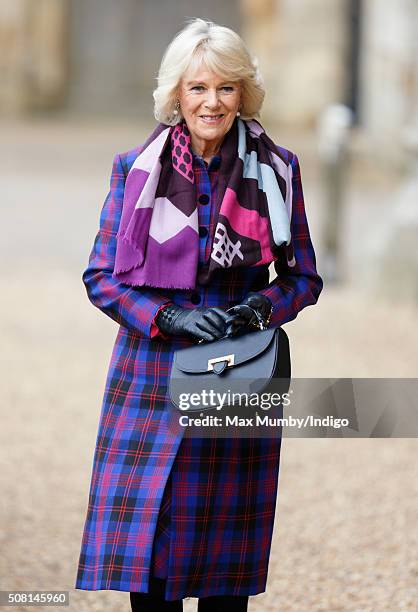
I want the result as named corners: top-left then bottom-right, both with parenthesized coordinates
top-left (75, 137), bottom-right (323, 601)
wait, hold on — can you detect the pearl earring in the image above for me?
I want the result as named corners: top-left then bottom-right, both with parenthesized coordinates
top-left (236, 110), bottom-right (241, 117)
top-left (173, 101), bottom-right (180, 116)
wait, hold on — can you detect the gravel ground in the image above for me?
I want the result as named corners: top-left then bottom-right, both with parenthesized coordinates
top-left (1, 119), bottom-right (417, 611)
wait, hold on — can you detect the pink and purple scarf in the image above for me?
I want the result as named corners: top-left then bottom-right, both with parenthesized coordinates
top-left (113, 118), bottom-right (295, 289)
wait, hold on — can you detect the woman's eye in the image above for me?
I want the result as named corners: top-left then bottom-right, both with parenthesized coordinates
top-left (190, 85), bottom-right (234, 93)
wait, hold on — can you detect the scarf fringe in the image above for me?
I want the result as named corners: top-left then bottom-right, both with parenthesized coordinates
top-left (115, 231), bottom-right (143, 254)
top-left (112, 265), bottom-right (136, 275)
top-left (115, 278), bottom-right (196, 290)
top-left (112, 233), bottom-right (145, 275)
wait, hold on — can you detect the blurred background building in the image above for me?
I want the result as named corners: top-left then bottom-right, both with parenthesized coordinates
top-left (1, 0), bottom-right (417, 157)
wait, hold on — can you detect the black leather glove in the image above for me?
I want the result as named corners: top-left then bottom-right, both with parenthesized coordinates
top-left (155, 304), bottom-right (230, 342)
top-left (224, 293), bottom-right (273, 336)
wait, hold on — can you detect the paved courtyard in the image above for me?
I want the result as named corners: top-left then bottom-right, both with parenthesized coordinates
top-left (1, 119), bottom-right (417, 611)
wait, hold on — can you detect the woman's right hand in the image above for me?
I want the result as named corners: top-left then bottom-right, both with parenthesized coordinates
top-left (155, 304), bottom-right (230, 342)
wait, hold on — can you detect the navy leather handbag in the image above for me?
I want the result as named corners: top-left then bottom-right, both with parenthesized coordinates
top-left (169, 314), bottom-right (291, 413)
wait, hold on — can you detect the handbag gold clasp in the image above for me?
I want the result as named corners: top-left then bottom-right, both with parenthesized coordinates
top-left (207, 354), bottom-right (235, 372)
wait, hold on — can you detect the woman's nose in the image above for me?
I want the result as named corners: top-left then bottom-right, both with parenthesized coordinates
top-left (204, 89), bottom-right (221, 108)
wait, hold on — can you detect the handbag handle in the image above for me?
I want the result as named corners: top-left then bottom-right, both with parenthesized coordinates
top-left (225, 305), bottom-right (268, 332)
top-left (197, 306), bottom-right (267, 345)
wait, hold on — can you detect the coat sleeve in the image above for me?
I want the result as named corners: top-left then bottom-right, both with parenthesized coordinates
top-left (258, 153), bottom-right (323, 327)
top-left (82, 153), bottom-right (173, 338)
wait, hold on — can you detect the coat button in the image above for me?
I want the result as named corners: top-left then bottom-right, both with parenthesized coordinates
top-left (199, 226), bottom-right (208, 238)
top-left (190, 292), bottom-right (201, 305)
top-left (198, 194), bottom-right (210, 205)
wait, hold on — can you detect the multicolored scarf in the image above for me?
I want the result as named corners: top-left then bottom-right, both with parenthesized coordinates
top-left (113, 118), bottom-right (295, 289)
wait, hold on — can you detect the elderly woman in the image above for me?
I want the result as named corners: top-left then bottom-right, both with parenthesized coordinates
top-left (75, 18), bottom-right (322, 612)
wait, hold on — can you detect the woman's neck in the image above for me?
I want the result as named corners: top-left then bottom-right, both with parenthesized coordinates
top-left (191, 136), bottom-right (223, 164)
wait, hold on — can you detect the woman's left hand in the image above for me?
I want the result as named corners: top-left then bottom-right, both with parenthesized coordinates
top-left (224, 293), bottom-right (272, 336)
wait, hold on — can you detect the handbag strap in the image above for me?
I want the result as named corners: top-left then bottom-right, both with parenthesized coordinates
top-left (197, 306), bottom-right (268, 345)
top-left (226, 305), bottom-right (268, 331)
top-left (225, 304), bottom-right (267, 331)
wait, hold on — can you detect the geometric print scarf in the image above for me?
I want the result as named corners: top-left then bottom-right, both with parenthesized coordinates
top-left (113, 117), bottom-right (296, 290)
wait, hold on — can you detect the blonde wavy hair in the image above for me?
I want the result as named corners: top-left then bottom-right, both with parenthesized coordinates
top-left (153, 18), bottom-right (265, 125)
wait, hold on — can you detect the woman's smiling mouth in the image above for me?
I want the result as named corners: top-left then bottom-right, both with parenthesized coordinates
top-left (199, 114), bottom-right (224, 123)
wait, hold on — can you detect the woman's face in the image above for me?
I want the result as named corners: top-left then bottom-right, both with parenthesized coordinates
top-left (177, 65), bottom-right (241, 153)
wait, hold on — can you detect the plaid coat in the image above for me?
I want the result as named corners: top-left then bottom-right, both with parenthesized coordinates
top-left (75, 139), bottom-right (323, 601)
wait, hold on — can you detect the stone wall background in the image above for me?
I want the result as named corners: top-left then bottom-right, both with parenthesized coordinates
top-left (2, 1), bottom-right (417, 141)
